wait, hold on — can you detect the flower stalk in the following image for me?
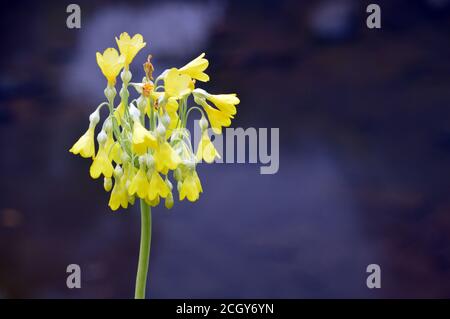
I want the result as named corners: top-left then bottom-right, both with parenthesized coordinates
top-left (135, 199), bottom-right (152, 299)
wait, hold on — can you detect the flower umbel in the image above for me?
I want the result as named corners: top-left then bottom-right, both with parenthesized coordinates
top-left (69, 33), bottom-right (239, 299)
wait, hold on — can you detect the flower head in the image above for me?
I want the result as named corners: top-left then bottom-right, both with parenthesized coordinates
top-left (70, 32), bottom-right (238, 211)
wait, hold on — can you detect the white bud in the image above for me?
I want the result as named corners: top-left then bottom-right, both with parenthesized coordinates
top-left (129, 103), bottom-right (141, 121)
top-left (199, 116), bottom-right (208, 131)
top-left (114, 165), bottom-right (123, 177)
top-left (138, 155), bottom-right (146, 167)
top-left (137, 95), bottom-right (147, 111)
top-left (146, 154), bottom-right (155, 168)
top-left (161, 112), bottom-right (171, 128)
top-left (156, 121), bottom-right (166, 138)
top-left (121, 152), bottom-right (130, 164)
top-left (104, 118), bottom-right (113, 133)
top-left (121, 69), bottom-right (132, 83)
top-left (193, 88), bottom-right (207, 97)
top-left (89, 109), bottom-right (100, 126)
top-left (104, 86), bottom-right (116, 101)
top-left (97, 130), bottom-right (107, 145)
top-left (158, 95), bottom-right (166, 107)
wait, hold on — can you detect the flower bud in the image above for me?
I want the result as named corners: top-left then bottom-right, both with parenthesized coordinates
top-left (121, 69), bottom-right (132, 83)
top-left (165, 192), bottom-right (174, 209)
top-left (161, 112), bottom-right (171, 128)
top-left (174, 168), bottom-right (182, 181)
top-left (137, 95), bottom-right (147, 111)
top-left (199, 116), bottom-right (208, 131)
top-left (89, 109), bottom-right (100, 126)
top-left (138, 155), bottom-right (146, 167)
top-left (104, 86), bottom-right (116, 101)
top-left (129, 103), bottom-right (141, 121)
top-left (97, 130), bottom-right (107, 145)
top-left (121, 152), bottom-right (130, 164)
top-left (104, 177), bottom-right (113, 192)
top-left (156, 121), bottom-right (166, 138)
top-left (114, 165), bottom-right (123, 178)
top-left (177, 181), bottom-right (182, 193)
top-left (103, 118), bottom-right (113, 133)
top-left (146, 154), bottom-right (155, 168)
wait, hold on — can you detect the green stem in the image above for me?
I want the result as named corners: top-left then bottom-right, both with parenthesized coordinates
top-left (135, 199), bottom-right (152, 299)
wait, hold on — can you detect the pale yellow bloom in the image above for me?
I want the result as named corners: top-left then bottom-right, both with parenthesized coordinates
top-left (196, 132), bottom-right (221, 163)
top-left (164, 68), bottom-right (193, 99)
top-left (178, 53), bottom-right (209, 82)
top-left (154, 142), bottom-right (181, 173)
top-left (108, 175), bottom-right (129, 211)
top-left (90, 146), bottom-right (114, 179)
top-left (115, 32), bottom-right (146, 68)
top-left (132, 121), bottom-right (158, 155)
top-left (128, 168), bottom-right (150, 199)
top-left (69, 126), bottom-right (95, 158)
top-left (179, 171), bottom-right (203, 202)
top-left (148, 170), bottom-right (170, 201)
top-left (96, 48), bottom-right (125, 86)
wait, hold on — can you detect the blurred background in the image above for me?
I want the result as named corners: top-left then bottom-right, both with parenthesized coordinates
top-left (1, 0), bottom-right (450, 298)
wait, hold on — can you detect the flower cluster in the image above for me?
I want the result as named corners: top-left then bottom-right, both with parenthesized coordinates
top-left (70, 33), bottom-right (239, 211)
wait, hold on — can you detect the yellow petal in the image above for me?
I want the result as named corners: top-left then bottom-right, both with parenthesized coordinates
top-left (178, 53), bottom-right (210, 82)
top-left (164, 68), bottom-right (192, 99)
top-left (69, 126), bottom-right (95, 158)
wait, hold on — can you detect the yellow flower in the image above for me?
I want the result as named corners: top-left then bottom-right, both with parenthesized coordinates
top-left (90, 145), bottom-right (114, 179)
top-left (96, 48), bottom-right (125, 86)
top-left (128, 168), bottom-right (150, 199)
top-left (108, 175), bottom-right (129, 211)
top-left (132, 121), bottom-right (158, 155)
top-left (115, 32), bottom-right (146, 68)
top-left (148, 170), bottom-right (170, 201)
top-left (114, 102), bottom-right (125, 126)
top-left (201, 102), bottom-right (232, 134)
top-left (69, 126), bottom-right (95, 158)
top-left (164, 68), bottom-right (192, 99)
top-left (104, 133), bottom-right (122, 164)
top-left (179, 171), bottom-right (203, 202)
top-left (178, 53), bottom-right (209, 82)
top-left (196, 132), bottom-right (221, 163)
top-left (206, 93), bottom-right (239, 117)
top-left (154, 142), bottom-right (181, 173)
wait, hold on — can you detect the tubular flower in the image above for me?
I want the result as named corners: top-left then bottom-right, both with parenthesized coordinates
top-left (116, 32), bottom-right (146, 68)
top-left (154, 142), bottom-right (181, 173)
top-left (96, 48), bottom-right (125, 86)
top-left (132, 121), bottom-right (158, 155)
top-left (69, 126), bottom-right (96, 158)
top-left (90, 142), bottom-right (114, 179)
top-left (70, 32), bottom-right (238, 211)
top-left (178, 53), bottom-right (209, 82)
top-left (179, 170), bottom-right (203, 202)
top-left (148, 170), bottom-right (170, 201)
top-left (196, 132), bottom-right (221, 163)
top-left (164, 68), bottom-right (193, 99)
top-left (109, 174), bottom-right (129, 210)
top-left (128, 168), bottom-right (150, 199)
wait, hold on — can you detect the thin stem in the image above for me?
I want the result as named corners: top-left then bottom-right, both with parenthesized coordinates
top-left (135, 199), bottom-right (152, 299)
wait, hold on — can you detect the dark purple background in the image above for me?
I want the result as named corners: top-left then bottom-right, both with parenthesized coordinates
top-left (1, 0), bottom-right (450, 298)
